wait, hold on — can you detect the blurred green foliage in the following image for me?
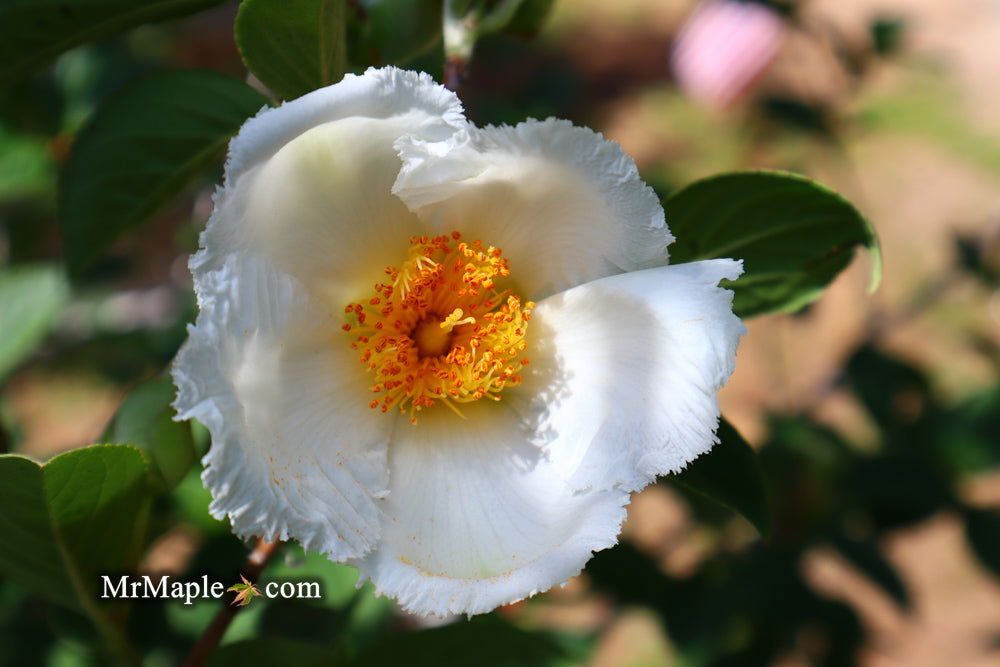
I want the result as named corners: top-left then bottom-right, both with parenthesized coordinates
top-left (591, 338), bottom-right (1000, 666)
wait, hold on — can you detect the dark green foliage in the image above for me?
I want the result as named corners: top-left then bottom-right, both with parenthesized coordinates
top-left (235, 0), bottom-right (347, 101)
top-left (668, 419), bottom-right (771, 537)
top-left (0, 446), bottom-right (151, 612)
top-left (504, 0), bottom-right (556, 38)
top-left (937, 388), bottom-right (1000, 473)
top-left (955, 234), bottom-right (999, 286)
top-left (965, 509), bottom-right (1000, 580)
top-left (588, 542), bottom-right (866, 667)
top-left (353, 615), bottom-right (583, 667)
top-left (0, 446), bottom-right (152, 662)
top-left (846, 346), bottom-right (934, 438)
top-left (58, 69), bottom-right (268, 274)
top-left (829, 534), bottom-right (910, 609)
top-left (871, 17), bottom-right (906, 56)
top-left (349, 0), bottom-right (444, 68)
top-left (208, 638), bottom-right (340, 666)
top-left (0, 0), bottom-right (226, 86)
top-left (589, 337), bottom-right (1000, 666)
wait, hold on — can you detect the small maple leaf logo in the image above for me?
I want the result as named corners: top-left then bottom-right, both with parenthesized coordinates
top-left (227, 575), bottom-right (262, 607)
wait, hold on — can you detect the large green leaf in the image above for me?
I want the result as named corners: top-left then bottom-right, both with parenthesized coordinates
top-left (235, 0), bottom-right (347, 101)
top-left (0, 445), bottom-right (151, 656)
top-left (104, 376), bottom-right (195, 490)
top-left (58, 69), bottom-right (268, 273)
top-left (0, 0), bottom-right (225, 86)
top-left (0, 264), bottom-right (69, 381)
top-left (350, 0), bottom-right (442, 67)
top-left (0, 445), bottom-right (151, 609)
top-left (665, 171), bottom-right (881, 318)
top-left (667, 419), bottom-right (770, 537)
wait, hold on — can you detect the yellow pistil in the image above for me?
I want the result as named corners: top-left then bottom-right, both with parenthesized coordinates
top-left (343, 232), bottom-right (534, 423)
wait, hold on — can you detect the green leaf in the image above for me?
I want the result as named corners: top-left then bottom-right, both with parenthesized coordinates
top-left (235, 0), bottom-right (347, 101)
top-left (0, 264), bottom-right (69, 381)
top-left (58, 69), bottom-right (268, 274)
top-left (104, 376), bottom-right (195, 490)
top-left (351, 0), bottom-right (442, 67)
top-left (830, 534), bottom-right (910, 610)
top-left (354, 615), bottom-right (582, 667)
top-left (0, 445), bottom-right (151, 657)
top-left (965, 509), bottom-right (1000, 581)
top-left (665, 170), bottom-right (881, 318)
top-left (0, 445), bottom-right (151, 609)
top-left (667, 419), bottom-right (770, 537)
top-left (170, 465), bottom-right (227, 534)
top-left (0, 0), bottom-right (226, 87)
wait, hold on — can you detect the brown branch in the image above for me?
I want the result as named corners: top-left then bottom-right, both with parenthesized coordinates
top-left (182, 539), bottom-right (282, 667)
top-left (444, 54), bottom-right (467, 94)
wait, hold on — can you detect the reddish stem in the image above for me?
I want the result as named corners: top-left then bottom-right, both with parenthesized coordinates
top-left (444, 54), bottom-right (467, 93)
top-left (181, 539), bottom-right (282, 667)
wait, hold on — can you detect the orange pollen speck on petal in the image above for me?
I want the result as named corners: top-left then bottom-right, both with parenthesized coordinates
top-left (343, 232), bottom-right (534, 423)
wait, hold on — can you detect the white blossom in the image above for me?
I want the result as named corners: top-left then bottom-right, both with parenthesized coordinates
top-left (173, 67), bottom-right (746, 616)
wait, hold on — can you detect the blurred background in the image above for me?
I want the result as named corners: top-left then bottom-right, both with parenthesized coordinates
top-left (1, 0), bottom-right (999, 665)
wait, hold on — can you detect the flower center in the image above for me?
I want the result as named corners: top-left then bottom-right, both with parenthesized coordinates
top-left (411, 316), bottom-right (456, 357)
top-left (343, 232), bottom-right (534, 423)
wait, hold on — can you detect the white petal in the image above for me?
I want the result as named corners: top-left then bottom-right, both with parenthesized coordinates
top-left (228, 67), bottom-right (464, 179)
top-left (511, 259), bottom-right (747, 494)
top-left (173, 255), bottom-right (393, 560)
top-left (194, 67), bottom-right (467, 304)
top-left (175, 68), bottom-right (465, 560)
top-left (392, 118), bottom-right (673, 300)
top-left (351, 402), bottom-right (630, 617)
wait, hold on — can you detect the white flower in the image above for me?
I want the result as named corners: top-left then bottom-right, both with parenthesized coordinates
top-left (172, 67), bottom-right (746, 617)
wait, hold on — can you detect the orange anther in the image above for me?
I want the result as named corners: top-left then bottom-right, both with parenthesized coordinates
top-left (342, 230), bottom-right (531, 422)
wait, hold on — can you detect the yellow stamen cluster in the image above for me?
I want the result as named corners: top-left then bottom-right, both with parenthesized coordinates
top-left (343, 232), bottom-right (534, 423)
